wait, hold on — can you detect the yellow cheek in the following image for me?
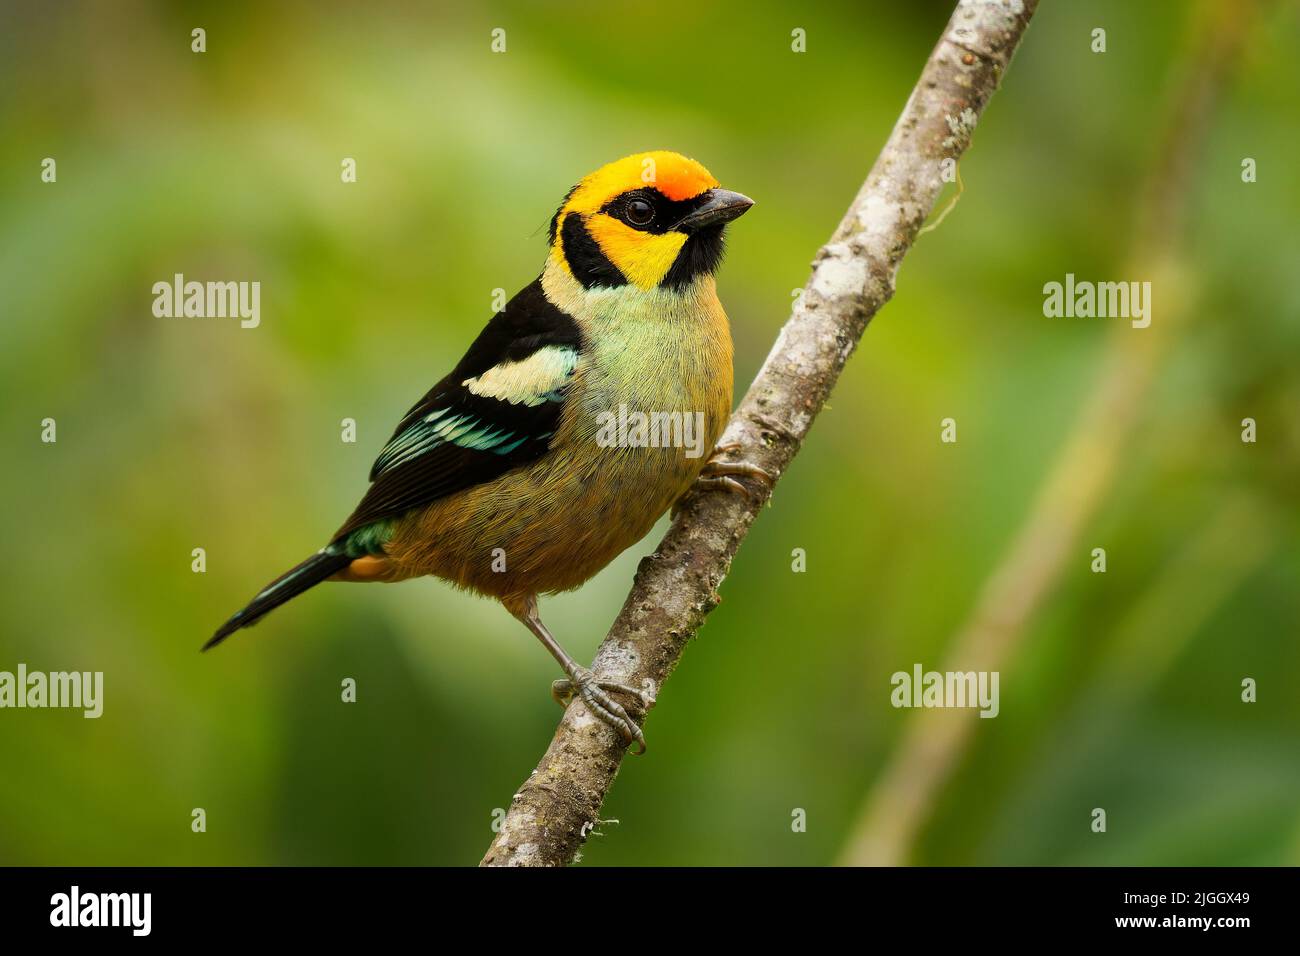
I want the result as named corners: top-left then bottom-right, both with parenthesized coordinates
top-left (584, 214), bottom-right (687, 289)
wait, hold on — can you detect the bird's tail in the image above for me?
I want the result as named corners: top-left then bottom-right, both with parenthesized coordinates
top-left (204, 548), bottom-right (352, 651)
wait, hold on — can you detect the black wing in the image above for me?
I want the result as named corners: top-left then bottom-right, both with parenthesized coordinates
top-left (333, 277), bottom-right (581, 543)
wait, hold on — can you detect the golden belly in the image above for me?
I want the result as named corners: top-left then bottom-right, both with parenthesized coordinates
top-left (385, 398), bottom-right (727, 598)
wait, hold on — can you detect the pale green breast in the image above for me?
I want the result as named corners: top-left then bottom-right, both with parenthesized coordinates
top-left (385, 270), bottom-right (734, 595)
top-left (549, 269), bottom-right (734, 446)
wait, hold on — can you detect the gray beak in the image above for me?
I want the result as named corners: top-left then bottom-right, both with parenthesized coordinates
top-left (674, 189), bottom-right (755, 232)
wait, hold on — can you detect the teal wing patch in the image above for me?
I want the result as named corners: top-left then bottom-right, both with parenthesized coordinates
top-left (334, 277), bottom-right (583, 543)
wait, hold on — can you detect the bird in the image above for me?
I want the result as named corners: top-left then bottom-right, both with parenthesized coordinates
top-left (205, 151), bottom-right (764, 752)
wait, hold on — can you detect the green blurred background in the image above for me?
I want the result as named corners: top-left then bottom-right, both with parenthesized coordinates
top-left (1, 0), bottom-right (1296, 866)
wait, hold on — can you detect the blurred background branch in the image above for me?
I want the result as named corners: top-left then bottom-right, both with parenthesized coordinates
top-left (838, 0), bottom-right (1261, 868)
top-left (482, 0), bottom-right (1041, 867)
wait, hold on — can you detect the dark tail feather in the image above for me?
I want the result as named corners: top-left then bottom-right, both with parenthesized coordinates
top-left (204, 549), bottom-right (351, 651)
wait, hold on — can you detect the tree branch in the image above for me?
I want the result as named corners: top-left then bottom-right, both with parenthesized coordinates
top-left (481, 0), bottom-right (1040, 867)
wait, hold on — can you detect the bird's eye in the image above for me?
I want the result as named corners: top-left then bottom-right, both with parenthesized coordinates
top-left (624, 198), bottom-right (655, 226)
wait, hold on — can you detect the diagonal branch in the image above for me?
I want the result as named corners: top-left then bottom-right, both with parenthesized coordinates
top-left (481, 0), bottom-right (1041, 867)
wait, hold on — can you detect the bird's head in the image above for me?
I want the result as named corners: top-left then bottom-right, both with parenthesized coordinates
top-left (547, 151), bottom-right (753, 292)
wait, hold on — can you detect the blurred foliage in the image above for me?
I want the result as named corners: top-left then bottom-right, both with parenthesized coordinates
top-left (0, 0), bottom-right (1296, 866)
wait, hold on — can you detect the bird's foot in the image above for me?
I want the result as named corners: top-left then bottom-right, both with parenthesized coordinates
top-left (552, 666), bottom-right (648, 755)
top-left (693, 442), bottom-right (773, 499)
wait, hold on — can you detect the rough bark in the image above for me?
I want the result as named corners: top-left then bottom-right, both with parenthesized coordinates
top-left (482, 0), bottom-right (1040, 867)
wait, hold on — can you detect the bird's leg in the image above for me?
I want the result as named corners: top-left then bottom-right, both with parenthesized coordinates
top-left (693, 441), bottom-right (773, 498)
top-left (504, 593), bottom-right (648, 755)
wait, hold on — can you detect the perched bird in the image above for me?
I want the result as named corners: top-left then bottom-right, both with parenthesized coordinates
top-left (206, 151), bottom-right (763, 751)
